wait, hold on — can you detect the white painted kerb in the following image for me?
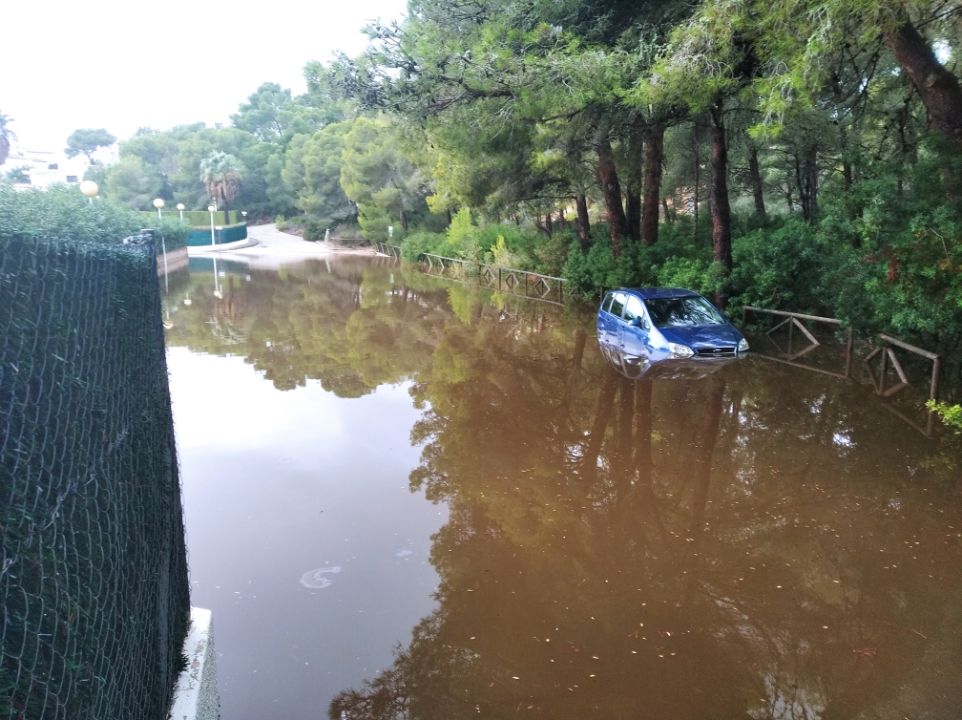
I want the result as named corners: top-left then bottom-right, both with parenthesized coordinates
top-left (168, 607), bottom-right (220, 720)
top-left (188, 238), bottom-right (257, 254)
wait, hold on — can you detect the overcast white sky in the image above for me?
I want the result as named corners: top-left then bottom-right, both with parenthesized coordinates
top-left (2, 0), bottom-right (407, 153)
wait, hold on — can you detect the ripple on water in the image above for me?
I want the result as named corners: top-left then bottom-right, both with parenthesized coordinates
top-left (299, 565), bottom-right (342, 589)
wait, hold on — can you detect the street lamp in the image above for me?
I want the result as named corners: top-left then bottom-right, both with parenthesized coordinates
top-left (176, 203), bottom-right (185, 222)
top-left (80, 180), bottom-right (99, 204)
top-left (153, 197), bottom-right (165, 221)
top-left (241, 210), bottom-right (248, 224)
top-left (208, 205), bottom-right (217, 246)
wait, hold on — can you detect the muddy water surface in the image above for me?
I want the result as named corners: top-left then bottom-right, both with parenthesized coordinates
top-left (164, 256), bottom-right (962, 719)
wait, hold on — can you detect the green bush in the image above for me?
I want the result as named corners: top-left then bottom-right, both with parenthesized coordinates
top-left (436, 207), bottom-right (480, 258)
top-left (530, 229), bottom-right (573, 276)
top-left (401, 231), bottom-right (446, 261)
top-left (655, 256), bottom-right (721, 296)
top-left (562, 235), bottom-right (640, 300)
top-left (927, 400), bottom-right (962, 433)
top-left (151, 218), bottom-right (189, 251)
top-left (358, 206), bottom-right (392, 243)
top-left (0, 184), bottom-right (142, 244)
top-left (728, 218), bottom-right (823, 313)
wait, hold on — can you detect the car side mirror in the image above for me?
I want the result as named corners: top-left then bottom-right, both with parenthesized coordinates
top-left (630, 317), bottom-right (643, 328)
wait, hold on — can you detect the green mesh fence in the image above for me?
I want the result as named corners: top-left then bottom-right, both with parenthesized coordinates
top-left (0, 234), bottom-right (190, 719)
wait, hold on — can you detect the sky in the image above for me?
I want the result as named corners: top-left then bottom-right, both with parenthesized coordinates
top-left (1, 0), bottom-right (407, 154)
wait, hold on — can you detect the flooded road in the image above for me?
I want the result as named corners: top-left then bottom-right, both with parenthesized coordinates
top-left (164, 256), bottom-right (962, 719)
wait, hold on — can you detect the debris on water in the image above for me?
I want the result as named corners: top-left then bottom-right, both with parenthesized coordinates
top-left (299, 565), bottom-right (342, 589)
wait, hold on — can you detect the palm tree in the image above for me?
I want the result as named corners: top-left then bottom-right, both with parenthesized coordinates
top-left (199, 151), bottom-right (242, 223)
top-left (0, 113), bottom-right (14, 167)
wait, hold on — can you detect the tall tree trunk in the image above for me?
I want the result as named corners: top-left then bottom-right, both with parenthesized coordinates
top-left (626, 193), bottom-right (642, 243)
top-left (794, 150), bottom-right (809, 221)
top-left (545, 212), bottom-right (553, 237)
top-left (886, 18), bottom-right (962, 149)
top-left (595, 134), bottom-right (628, 257)
top-left (575, 194), bottom-right (591, 251)
top-left (804, 144), bottom-right (818, 223)
top-left (831, 72), bottom-right (855, 191)
top-left (747, 143), bottom-right (767, 220)
top-left (692, 121), bottom-right (700, 244)
top-left (709, 99), bottom-right (733, 306)
top-left (399, 207), bottom-right (409, 232)
top-left (896, 91), bottom-right (916, 198)
top-left (642, 125), bottom-right (665, 246)
top-left (625, 119), bottom-right (644, 243)
top-left (662, 197), bottom-right (673, 224)
top-left (795, 145), bottom-right (818, 223)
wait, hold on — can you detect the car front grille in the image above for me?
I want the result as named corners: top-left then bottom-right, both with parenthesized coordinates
top-left (696, 346), bottom-right (737, 357)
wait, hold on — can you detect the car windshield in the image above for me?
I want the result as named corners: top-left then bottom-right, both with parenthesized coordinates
top-left (645, 296), bottom-right (726, 327)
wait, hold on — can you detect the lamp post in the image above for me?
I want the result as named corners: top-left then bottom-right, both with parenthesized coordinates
top-left (176, 203), bottom-right (185, 222)
top-left (153, 197), bottom-right (165, 221)
top-left (80, 180), bottom-right (99, 204)
top-left (208, 205), bottom-right (216, 246)
top-left (241, 210), bottom-right (248, 223)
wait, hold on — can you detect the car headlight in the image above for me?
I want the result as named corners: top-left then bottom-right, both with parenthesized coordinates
top-left (667, 342), bottom-right (694, 358)
top-left (738, 338), bottom-right (750, 353)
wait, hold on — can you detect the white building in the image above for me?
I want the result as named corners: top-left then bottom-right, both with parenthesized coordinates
top-left (2, 143), bottom-right (100, 190)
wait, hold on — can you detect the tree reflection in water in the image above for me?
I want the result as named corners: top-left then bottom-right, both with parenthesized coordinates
top-left (165, 258), bottom-right (962, 719)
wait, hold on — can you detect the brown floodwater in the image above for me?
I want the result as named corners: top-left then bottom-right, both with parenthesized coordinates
top-left (164, 256), bottom-right (962, 720)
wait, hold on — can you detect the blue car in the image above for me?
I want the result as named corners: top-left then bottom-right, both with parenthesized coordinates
top-left (597, 288), bottom-right (749, 362)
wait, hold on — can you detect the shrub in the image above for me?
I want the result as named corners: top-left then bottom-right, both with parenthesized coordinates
top-left (487, 234), bottom-right (521, 269)
top-left (357, 206), bottom-right (391, 243)
top-left (531, 229), bottom-right (573, 276)
top-left (563, 237), bottom-right (639, 300)
top-left (0, 184), bottom-right (141, 244)
top-left (654, 256), bottom-right (721, 296)
top-left (728, 218), bottom-right (823, 313)
top-left (401, 231), bottom-right (446, 261)
top-left (927, 400), bottom-right (962, 433)
top-left (438, 207), bottom-right (480, 259)
top-left (152, 218), bottom-right (189, 251)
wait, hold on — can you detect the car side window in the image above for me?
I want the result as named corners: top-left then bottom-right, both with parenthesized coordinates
top-left (601, 293), bottom-right (614, 313)
top-left (609, 292), bottom-right (626, 319)
top-left (623, 295), bottom-right (649, 328)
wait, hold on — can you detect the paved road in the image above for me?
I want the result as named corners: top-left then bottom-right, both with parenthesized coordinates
top-left (216, 224), bottom-right (379, 266)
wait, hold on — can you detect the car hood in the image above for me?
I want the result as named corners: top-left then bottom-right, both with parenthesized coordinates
top-left (659, 323), bottom-right (743, 348)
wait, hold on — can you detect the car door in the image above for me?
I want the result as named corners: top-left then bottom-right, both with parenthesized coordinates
top-left (596, 292), bottom-right (614, 346)
top-left (606, 292), bottom-right (627, 348)
top-left (619, 294), bottom-right (651, 357)
top-left (597, 291), bottom-right (626, 348)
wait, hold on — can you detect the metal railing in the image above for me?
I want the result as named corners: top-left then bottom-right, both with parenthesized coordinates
top-left (415, 253), bottom-right (565, 304)
top-left (743, 306), bottom-right (944, 436)
top-left (374, 242), bottom-right (402, 259)
top-left (742, 306), bottom-right (853, 378)
top-left (865, 334), bottom-right (942, 435)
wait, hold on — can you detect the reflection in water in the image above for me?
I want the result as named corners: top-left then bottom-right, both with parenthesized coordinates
top-left (598, 340), bottom-right (737, 380)
top-left (166, 257), bottom-right (962, 720)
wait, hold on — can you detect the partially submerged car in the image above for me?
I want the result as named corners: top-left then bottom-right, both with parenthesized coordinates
top-left (597, 287), bottom-right (748, 365)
